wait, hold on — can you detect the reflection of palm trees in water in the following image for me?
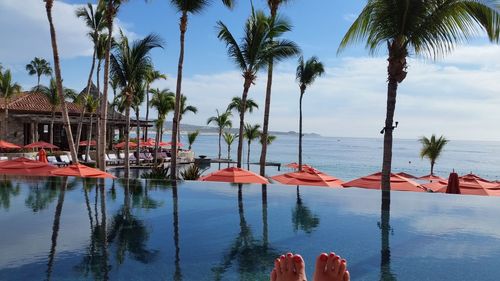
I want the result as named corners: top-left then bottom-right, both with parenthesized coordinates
top-left (379, 192), bottom-right (397, 281)
top-left (292, 187), bottom-right (320, 234)
top-left (172, 182), bottom-right (182, 281)
top-left (25, 179), bottom-right (58, 212)
top-left (0, 178), bottom-right (20, 210)
top-left (212, 184), bottom-right (279, 280)
top-left (46, 177), bottom-right (67, 281)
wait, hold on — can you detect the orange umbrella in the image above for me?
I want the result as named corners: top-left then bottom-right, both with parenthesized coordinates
top-left (342, 172), bottom-right (426, 192)
top-left (432, 174), bottom-right (500, 196)
top-left (161, 142), bottom-right (183, 147)
top-left (419, 174), bottom-right (446, 182)
top-left (114, 141), bottom-right (138, 149)
top-left (199, 167), bottom-right (269, 184)
top-left (0, 157), bottom-right (57, 176)
top-left (422, 179), bottom-right (448, 192)
top-left (50, 163), bottom-right (116, 179)
top-left (37, 148), bottom-right (48, 163)
top-left (24, 141), bottom-right (59, 150)
top-left (271, 167), bottom-right (343, 187)
top-left (396, 172), bottom-right (417, 179)
top-left (0, 140), bottom-right (21, 149)
top-left (285, 162), bottom-right (312, 170)
top-left (139, 140), bottom-right (155, 147)
top-left (79, 140), bottom-right (97, 147)
top-left (459, 173), bottom-right (491, 182)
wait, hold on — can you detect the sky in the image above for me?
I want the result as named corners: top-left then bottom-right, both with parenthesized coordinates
top-left (1, 0), bottom-right (500, 141)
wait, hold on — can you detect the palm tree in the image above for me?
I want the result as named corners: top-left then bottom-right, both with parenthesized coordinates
top-left (150, 88), bottom-right (175, 164)
top-left (260, 0), bottom-right (299, 177)
top-left (169, 0), bottom-right (235, 180)
top-left (244, 123), bottom-right (261, 168)
top-left (75, 2), bottom-right (106, 152)
top-left (44, 0), bottom-right (79, 163)
top-left (339, 0), bottom-right (500, 192)
top-left (260, 134), bottom-right (276, 146)
top-left (25, 57), bottom-right (52, 87)
top-left (144, 68), bottom-right (167, 141)
top-left (223, 132), bottom-right (236, 161)
top-left (0, 69), bottom-right (21, 139)
top-left (296, 56), bottom-right (324, 171)
top-left (110, 33), bottom-right (163, 177)
top-left (187, 130), bottom-right (199, 150)
top-left (419, 134), bottom-right (449, 176)
top-left (227, 96), bottom-right (259, 115)
top-left (177, 94), bottom-right (197, 143)
top-left (84, 96), bottom-right (99, 163)
top-left (207, 109), bottom-right (232, 159)
top-left (217, 10), bottom-right (298, 168)
top-left (132, 82), bottom-right (146, 165)
top-left (31, 79), bottom-right (76, 147)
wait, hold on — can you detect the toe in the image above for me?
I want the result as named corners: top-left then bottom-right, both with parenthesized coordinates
top-left (326, 252), bottom-right (336, 273)
top-left (337, 259), bottom-right (347, 279)
top-left (332, 255), bottom-right (341, 277)
top-left (344, 270), bottom-right (350, 281)
top-left (293, 254), bottom-right (305, 274)
top-left (285, 253), bottom-right (293, 272)
top-left (270, 269), bottom-right (277, 281)
top-left (276, 258), bottom-right (284, 276)
top-left (315, 253), bottom-right (328, 274)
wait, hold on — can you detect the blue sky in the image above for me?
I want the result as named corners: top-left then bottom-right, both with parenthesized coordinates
top-left (1, 0), bottom-right (500, 141)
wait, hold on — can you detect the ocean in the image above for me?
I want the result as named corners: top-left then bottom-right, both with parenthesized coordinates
top-left (161, 133), bottom-right (500, 182)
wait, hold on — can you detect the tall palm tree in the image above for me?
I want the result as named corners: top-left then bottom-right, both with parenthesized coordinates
top-left (244, 123), bottom-right (261, 168)
top-left (177, 94), bottom-right (197, 143)
top-left (217, 10), bottom-right (298, 168)
top-left (110, 33), bottom-right (163, 177)
top-left (75, 2), bottom-right (106, 152)
top-left (25, 57), bottom-right (52, 87)
top-left (207, 109), bottom-right (232, 159)
top-left (0, 69), bottom-right (21, 139)
top-left (260, 0), bottom-right (299, 177)
top-left (169, 0), bottom-right (235, 180)
top-left (223, 132), bottom-right (236, 161)
top-left (260, 134), bottom-right (276, 146)
top-left (296, 56), bottom-right (324, 171)
top-left (44, 0), bottom-right (79, 163)
top-left (339, 0), bottom-right (500, 193)
top-left (84, 96), bottom-right (99, 163)
top-left (144, 68), bottom-right (167, 141)
top-left (419, 134), bottom-right (449, 176)
top-left (187, 130), bottom-right (199, 150)
top-left (227, 96), bottom-right (259, 115)
top-left (32, 79), bottom-right (76, 146)
top-left (132, 82), bottom-right (146, 165)
top-left (150, 88), bottom-right (175, 164)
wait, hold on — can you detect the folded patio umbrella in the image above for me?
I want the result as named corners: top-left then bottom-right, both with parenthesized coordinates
top-left (199, 167), bottom-right (269, 184)
top-left (446, 172), bottom-right (460, 194)
top-left (0, 140), bottom-right (21, 149)
top-left (79, 140), bottom-right (97, 147)
top-left (0, 157), bottom-right (57, 176)
top-left (342, 172), bottom-right (426, 192)
top-left (37, 149), bottom-right (48, 163)
top-left (271, 167), bottom-right (343, 188)
top-left (50, 163), bottom-right (116, 179)
top-left (24, 141), bottom-right (59, 150)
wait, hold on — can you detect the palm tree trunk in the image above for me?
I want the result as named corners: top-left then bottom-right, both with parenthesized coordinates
top-left (4, 101), bottom-right (8, 139)
top-left (99, 1), bottom-right (114, 172)
top-left (237, 78), bottom-right (252, 168)
top-left (85, 114), bottom-right (93, 162)
top-left (45, 0), bottom-right (78, 163)
top-left (99, 181), bottom-right (109, 281)
top-left (76, 48), bottom-right (96, 152)
top-left (247, 140), bottom-right (251, 170)
top-left (136, 109), bottom-right (141, 166)
top-left (298, 90), bottom-right (304, 171)
top-left (145, 85), bottom-right (150, 142)
top-left (96, 59), bottom-right (103, 170)
top-left (227, 144), bottom-right (231, 160)
top-left (430, 161), bottom-right (435, 176)
top-left (37, 75), bottom-right (41, 89)
top-left (171, 11), bottom-right (188, 180)
top-left (124, 102), bottom-right (131, 178)
top-left (218, 129), bottom-right (222, 159)
top-left (153, 120), bottom-right (161, 165)
top-left (50, 108), bottom-right (55, 146)
top-left (260, 60), bottom-right (273, 176)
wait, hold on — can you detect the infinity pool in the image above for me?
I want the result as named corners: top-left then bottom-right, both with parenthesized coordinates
top-left (1, 177), bottom-right (500, 281)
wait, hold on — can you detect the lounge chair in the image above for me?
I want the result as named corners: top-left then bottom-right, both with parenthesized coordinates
top-left (47, 156), bottom-right (65, 167)
top-left (81, 155), bottom-right (95, 164)
top-left (108, 153), bottom-right (123, 165)
top-left (59, 155), bottom-right (71, 165)
top-left (139, 152), bottom-right (153, 163)
top-left (0, 156), bottom-right (8, 161)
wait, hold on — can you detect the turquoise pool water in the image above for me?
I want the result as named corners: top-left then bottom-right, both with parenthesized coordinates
top-left (1, 177), bottom-right (500, 280)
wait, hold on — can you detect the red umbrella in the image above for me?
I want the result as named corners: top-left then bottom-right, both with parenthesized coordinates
top-left (396, 172), bottom-right (418, 179)
top-left (50, 163), bottom-right (116, 179)
top-left (432, 174), bottom-right (500, 196)
top-left (459, 173), bottom-right (491, 182)
top-left (422, 180), bottom-right (448, 192)
top-left (446, 172), bottom-right (460, 194)
top-left (114, 141), bottom-right (138, 149)
top-left (0, 157), bottom-right (57, 176)
top-left (139, 140), bottom-right (155, 147)
top-left (24, 141), bottom-right (59, 150)
top-left (271, 167), bottom-right (343, 187)
top-left (161, 142), bottom-right (183, 147)
top-left (37, 148), bottom-right (48, 163)
top-left (0, 140), bottom-right (21, 149)
top-left (79, 140), bottom-right (97, 147)
top-left (342, 172), bottom-right (426, 192)
top-left (419, 174), bottom-right (446, 182)
top-left (199, 167), bottom-right (269, 184)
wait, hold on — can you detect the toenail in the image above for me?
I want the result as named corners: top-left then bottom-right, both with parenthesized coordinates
top-left (329, 253), bottom-right (335, 257)
top-left (287, 253), bottom-right (293, 257)
top-left (280, 255), bottom-right (285, 260)
top-left (341, 259), bottom-right (346, 263)
top-left (320, 254), bottom-right (328, 261)
top-left (293, 256), bottom-right (302, 263)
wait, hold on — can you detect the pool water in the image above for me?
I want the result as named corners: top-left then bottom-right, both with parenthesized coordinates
top-left (1, 177), bottom-right (500, 281)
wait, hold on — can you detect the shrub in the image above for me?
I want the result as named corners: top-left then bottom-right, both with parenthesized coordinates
top-left (180, 165), bottom-right (201, 180)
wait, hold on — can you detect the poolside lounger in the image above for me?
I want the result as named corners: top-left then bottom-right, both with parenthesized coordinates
top-left (47, 156), bottom-right (65, 167)
top-left (59, 155), bottom-right (71, 165)
top-left (0, 156), bottom-right (8, 161)
top-left (108, 153), bottom-right (123, 165)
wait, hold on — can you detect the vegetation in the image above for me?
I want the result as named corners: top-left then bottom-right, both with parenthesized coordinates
top-left (169, 0), bottom-right (236, 180)
top-left (187, 130), bottom-right (199, 150)
top-left (150, 88), bottom-right (175, 164)
top-left (144, 67), bottom-right (167, 141)
top-left (177, 94), bottom-right (198, 142)
top-left (0, 69), bottom-right (21, 139)
top-left (180, 164), bottom-right (202, 180)
top-left (25, 57), bottom-right (52, 87)
top-left (141, 166), bottom-right (170, 180)
top-left (207, 109), bottom-right (232, 159)
top-left (217, 10), bottom-right (298, 168)
top-left (419, 135), bottom-right (449, 176)
top-left (244, 123), bottom-right (261, 167)
top-left (227, 96), bottom-right (258, 114)
top-left (223, 132), bottom-right (236, 160)
top-left (339, 0), bottom-right (500, 192)
top-left (296, 56), bottom-right (324, 171)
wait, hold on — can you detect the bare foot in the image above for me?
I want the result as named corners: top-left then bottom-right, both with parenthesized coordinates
top-left (313, 253), bottom-right (350, 281)
top-left (270, 253), bottom-right (307, 281)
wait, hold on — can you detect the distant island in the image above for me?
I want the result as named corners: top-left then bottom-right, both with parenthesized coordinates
top-left (163, 121), bottom-right (321, 137)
